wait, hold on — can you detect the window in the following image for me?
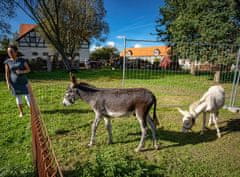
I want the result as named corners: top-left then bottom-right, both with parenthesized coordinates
top-left (43, 52), bottom-right (48, 56)
top-left (153, 49), bottom-right (160, 56)
top-left (32, 52), bottom-right (38, 56)
top-left (127, 50), bottom-right (133, 56)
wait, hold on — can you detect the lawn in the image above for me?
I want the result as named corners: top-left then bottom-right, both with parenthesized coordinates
top-left (0, 69), bottom-right (240, 177)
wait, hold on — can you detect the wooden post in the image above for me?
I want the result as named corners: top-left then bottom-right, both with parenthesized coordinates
top-left (46, 56), bottom-right (52, 72)
top-left (190, 63), bottom-right (196, 75)
top-left (214, 71), bottom-right (221, 83)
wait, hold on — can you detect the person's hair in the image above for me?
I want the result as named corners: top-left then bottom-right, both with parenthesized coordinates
top-left (8, 44), bottom-right (18, 52)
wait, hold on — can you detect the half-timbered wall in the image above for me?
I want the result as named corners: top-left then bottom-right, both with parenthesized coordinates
top-left (17, 29), bottom-right (89, 62)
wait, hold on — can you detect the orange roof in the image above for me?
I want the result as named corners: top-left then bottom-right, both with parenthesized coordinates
top-left (120, 46), bottom-right (170, 57)
top-left (17, 24), bottom-right (38, 40)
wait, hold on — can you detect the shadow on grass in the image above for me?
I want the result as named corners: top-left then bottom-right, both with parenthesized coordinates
top-left (125, 118), bottom-right (240, 149)
top-left (1, 171), bottom-right (35, 177)
top-left (42, 108), bottom-right (92, 114)
top-left (55, 123), bottom-right (90, 135)
top-left (220, 118), bottom-right (240, 136)
top-left (125, 128), bottom-right (217, 148)
top-left (157, 129), bottom-right (217, 149)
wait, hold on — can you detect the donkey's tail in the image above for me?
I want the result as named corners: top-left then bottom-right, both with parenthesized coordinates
top-left (153, 96), bottom-right (159, 127)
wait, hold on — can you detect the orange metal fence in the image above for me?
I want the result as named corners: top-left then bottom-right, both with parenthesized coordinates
top-left (28, 84), bottom-right (64, 177)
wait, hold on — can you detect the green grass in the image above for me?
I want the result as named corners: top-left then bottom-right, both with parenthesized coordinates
top-left (0, 69), bottom-right (240, 177)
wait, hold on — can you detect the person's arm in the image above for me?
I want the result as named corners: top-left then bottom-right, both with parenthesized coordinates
top-left (23, 62), bottom-right (31, 74)
top-left (16, 61), bottom-right (31, 74)
top-left (5, 64), bottom-right (10, 90)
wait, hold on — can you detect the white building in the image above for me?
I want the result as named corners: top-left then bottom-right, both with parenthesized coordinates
top-left (16, 24), bottom-right (89, 63)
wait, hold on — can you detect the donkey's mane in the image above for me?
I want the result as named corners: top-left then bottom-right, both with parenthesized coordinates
top-left (77, 82), bottom-right (99, 92)
top-left (79, 82), bottom-right (97, 88)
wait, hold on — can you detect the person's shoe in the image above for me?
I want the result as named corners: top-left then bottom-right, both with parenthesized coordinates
top-left (19, 113), bottom-right (23, 118)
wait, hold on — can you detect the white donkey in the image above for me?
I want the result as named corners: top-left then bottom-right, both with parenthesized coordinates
top-left (177, 85), bottom-right (225, 138)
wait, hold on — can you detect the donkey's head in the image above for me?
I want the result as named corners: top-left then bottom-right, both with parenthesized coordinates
top-left (177, 108), bottom-right (196, 133)
top-left (62, 75), bottom-right (79, 106)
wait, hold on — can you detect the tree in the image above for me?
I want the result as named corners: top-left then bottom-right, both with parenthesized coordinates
top-left (0, 35), bottom-right (10, 51)
top-left (15, 0), bottom-right (109, 71)
top-left (156, 0), bottom-right (240, 65)
top-left (90, 47), bottom-right (119, 60)
top-left (0, 0), bottom-right (16, 34)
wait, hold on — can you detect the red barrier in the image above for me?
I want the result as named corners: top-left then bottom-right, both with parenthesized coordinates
top-left (28, 84), bottom-right (64, 177)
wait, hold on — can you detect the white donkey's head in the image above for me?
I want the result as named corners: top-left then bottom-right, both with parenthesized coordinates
top-left (177, 108), bottom-right (196, 133)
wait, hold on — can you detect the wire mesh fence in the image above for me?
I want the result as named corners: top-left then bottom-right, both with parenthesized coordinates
top-left (119, 39), bottom-right (240, 107)
top-left (29, 40), bottom-right (240, 109)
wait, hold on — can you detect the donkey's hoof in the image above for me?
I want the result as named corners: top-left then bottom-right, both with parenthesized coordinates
top-left (87, 143), bottom-right (94, 147)
top-left (208, 123), bottom-right (214, 127)
top-left (200, 129), bottom-right (208, 135)
top-left (107, 141), bottom-right (113, 145)
top-left (134, 147), bottom-right (144, 152)
top-left (154, 144), bottom-right (160, 150)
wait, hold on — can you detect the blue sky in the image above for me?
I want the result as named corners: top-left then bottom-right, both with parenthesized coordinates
top-left (9, 0), bottom-right (164, 51)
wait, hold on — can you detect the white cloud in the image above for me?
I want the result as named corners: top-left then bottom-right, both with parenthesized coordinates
top-left (106, 41), bottom-right (115, 47)
top-left (90, 45), bottom-right (103, 52)
top-left (90, 45), bottom-right (96, 52)
top-left (134, 44), bottom-right (142, 48)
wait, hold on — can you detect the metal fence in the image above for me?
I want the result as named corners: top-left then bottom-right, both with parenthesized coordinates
top-left (119, 38), bottom-right (240, 107)
top-left (229, 48), bottom-right (240, 107)
top-left (28, 84), bottom-right (64, 177)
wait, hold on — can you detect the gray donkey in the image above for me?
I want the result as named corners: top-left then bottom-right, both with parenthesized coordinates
top-left (63, 76), bottom-right (160, 152)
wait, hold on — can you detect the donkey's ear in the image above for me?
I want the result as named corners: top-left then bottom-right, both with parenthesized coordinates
top-left (70, 74), bottom-right (77, 85)
top-left (177, 108), bottom-right (189, 116)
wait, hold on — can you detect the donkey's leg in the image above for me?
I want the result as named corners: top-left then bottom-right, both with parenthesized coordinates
top-left (208, 113), bottom-right (214, 127)
top-left (147, 115), bottom-right (160, 150)
top-left (88, 113), bottom-right (102, 147)
top-left (201, 112), bottom-right (208, 135)
top-left (104, 118), bottom-right (113, 144)
top-left (213, 112), bottom-right (221, 138)
top-left (135, 110), bottom-right (147, 152)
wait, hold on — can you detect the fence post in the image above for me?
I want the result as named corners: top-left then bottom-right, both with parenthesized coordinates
top-left (230, 48), bottom-right (240, 106)
top-left (122, 36), bottom-right (126, 87)
top-left (214, 71), bottom-right (221, 83)
top-left (28, 84), bottom-right (38, 175)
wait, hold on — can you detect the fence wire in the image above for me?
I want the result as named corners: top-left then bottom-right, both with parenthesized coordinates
top-left (120, 39), bottom-right (240, 107)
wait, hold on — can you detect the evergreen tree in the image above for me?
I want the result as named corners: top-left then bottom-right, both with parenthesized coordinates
top-left (156, 0), bottom-right (240, 64)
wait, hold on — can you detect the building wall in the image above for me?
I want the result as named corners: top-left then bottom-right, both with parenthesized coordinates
top-left (127, 56), bottom-right (164, 64)
top-left (19, 45), bottom-right (89, 62)
top-left (17, 30), bottom-right (89, 62)
top-left (78, 48), bottom-right (89, 62)
top-left (18, 45), bottom-right (53, 60)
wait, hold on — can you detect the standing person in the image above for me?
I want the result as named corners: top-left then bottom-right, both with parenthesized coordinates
top-left (4, 45), bottom-right (31, 117)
